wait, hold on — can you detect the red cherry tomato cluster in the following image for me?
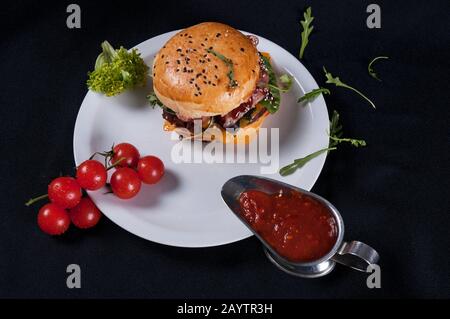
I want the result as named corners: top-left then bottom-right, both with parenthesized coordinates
top-left (107, 143), bottom-right (165, 199)
top-left (26, 143), bottom-right (165, 236)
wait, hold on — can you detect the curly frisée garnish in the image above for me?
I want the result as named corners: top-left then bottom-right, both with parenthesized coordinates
top-left (87, 41), bottom-right (149, 96)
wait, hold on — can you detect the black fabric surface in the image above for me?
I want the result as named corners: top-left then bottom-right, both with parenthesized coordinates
top-left (1, 0), bottom-right (449, 298)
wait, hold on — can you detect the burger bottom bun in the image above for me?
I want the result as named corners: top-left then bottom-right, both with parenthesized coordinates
top-left (164, 111), bottom-right (269, 144)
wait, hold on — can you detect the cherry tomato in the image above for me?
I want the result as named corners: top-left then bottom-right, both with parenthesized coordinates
top-left (37, 203), bottom-right (71, 235)
top-left (110, 167), bottom-right (142, 199)
top-left (76, 160), bottom-right (107, 190)
top-left (137, 156), bottom-right (165, 184)
top-left (111, 143), bottom-right (140, 168)
top-left (69, 197), bottom-right (102, 229)
top-left (48, 177), bottom-right (82, 209)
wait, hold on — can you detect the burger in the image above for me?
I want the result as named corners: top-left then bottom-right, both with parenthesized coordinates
top-left (151, 22), bottom-right (284, 143)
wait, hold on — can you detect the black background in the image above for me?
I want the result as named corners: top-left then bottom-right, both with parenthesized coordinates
top-left (1, 0), bottom-right (449, 298)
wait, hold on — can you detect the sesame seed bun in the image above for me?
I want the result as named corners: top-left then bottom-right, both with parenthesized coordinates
top-left (152, 22), bottom-right (261, 119)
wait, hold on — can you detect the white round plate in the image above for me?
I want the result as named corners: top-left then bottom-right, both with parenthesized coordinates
top-left (73, 30), bottom-right (330, 248)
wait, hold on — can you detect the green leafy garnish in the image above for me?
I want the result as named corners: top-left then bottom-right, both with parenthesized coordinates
top-left (279, 147), bottom-right (336, 176)
top-left (146, 92), bottom-right (163, 108)
top-left (146, 92), bottom-right (177, 114)
top-left (323, 67), bottom-right (376, 109)
top-left (87, 41), bottom-right (149, 96)
top-left (268, 74), bottom-right (294, 93)
top-left (298, 87), bottom-right (330, 103)
top-left (279, 74), bottom-right (293, 90)
top-left (259, 55), bottom-right (281, 113)
top-left (206, 49), bottom-right (238, 88)
top-left (328, 110), bottom-right (366, 147)
top-left (299, 7), bottom-right (314, 59)
top-left (329, 135), bottom-right (366, 147)
top-left (279, 110), bottom-right (366, 176)
top-left (368, 56), bottom-right (389, 81)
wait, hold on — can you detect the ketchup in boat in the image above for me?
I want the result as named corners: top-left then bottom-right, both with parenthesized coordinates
top-left (239, 189), bottom-right (338, 262)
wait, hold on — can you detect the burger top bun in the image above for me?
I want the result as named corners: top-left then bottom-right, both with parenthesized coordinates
top-left (152, 22), bottom-right (261, 120)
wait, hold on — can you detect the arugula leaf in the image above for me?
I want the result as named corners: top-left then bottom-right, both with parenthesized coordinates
top-left (279, 147), bottom-right (336, 176)
top-left (279, 110), bottom-right (366, 176)
top-left (328, 110), bottom-right (366, 147)
top-left (323, 67), bottom-right (376, 109)
top-left (146, 92), bottom-right (162, 108)
top-left (368, 56), bottom-right (389, 81)
top-left (268, 74), bottom-right (294, 93)
top-left (279, 74), bottom-right (293, 90)
top-left (299, 7), bottom-right (314, 59)
top-left (87, 41), bottom-right (149, 96)
top-left (146, 93), bottom-right (177, 115)
top-left (206, 49), bottom-right (238, 88)
top-left (259, 55), bottom-right (281, 113)
top-left (298, 87), bottom-right (330, 103)
top-left (329, 135), bottom-right (366, 147)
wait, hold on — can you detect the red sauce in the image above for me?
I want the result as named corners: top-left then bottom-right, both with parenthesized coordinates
top-left (239, 189), bottom-right (338, 262)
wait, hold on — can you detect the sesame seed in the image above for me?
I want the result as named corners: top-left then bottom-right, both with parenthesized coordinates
top-left (201, 43), bottom-right (205, 47)
top-left (203, 75), bottom-right (207, 79)
top-left (161, 54), bottom-right (165, 58)
top-left (194, 93), bottom-right (198, 96)
top-left (216, 33), bottom-right (221, 37)
top-left (196, 73), bottom-right (202, 78)
top-left (189, 41), bottom-right (193, 44)
top-left (176, 48), bottom-right (182, 52)
top-left (240, 48), bottom-right (245, 52)
top-left (212, 83), bottom-right (216, 86)
top-left (207, 58), bottom-right (211, 62)
top-left (177, 60), bottom-right (180, 64)
top-left (208, 46), bottom-right (213, 50)
top-left (204, 38), bottom-right (208, 41)
top-left (214, 65), bottom-right (218, 69)
top-left (202, 69), bottom-right (206, 73)
top-left (165, 61), bottom-right (169, 64)
top-left (208, 81), bottom-right (211, 84)
top-left (176, 69), bottom-right (180, 72)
